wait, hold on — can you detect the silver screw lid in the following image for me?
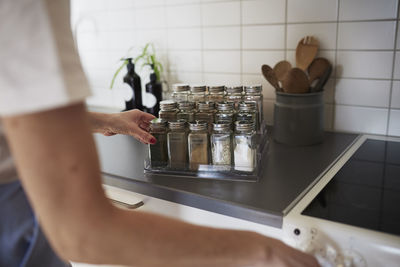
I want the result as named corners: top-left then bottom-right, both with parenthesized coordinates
top-left (213, 121), bottom-right (231, 132)
top-left (172, 83), bottom-right (190, 92)
top-left (189, 121), bottom-right (208, 131)
top-left (150, 118), bottom-right (168, 128)
top-left (244, 85), bottom-right (262, 94)
top-left (226, 86), bottom-right (243, 94)
top-left (178, 101), bottom-right (195, 110)
top-left (160, 100), bottom-right (177, 111)
top-left (234, 120), bottom-right (255, 132)
top-left (197, 101), bottom-right (215, 111)
top-left (208, 85), bottom-right (225, 94)
top-left (238, 101), bottom-right (257, 111)
top-left (216, 101), bottom-right (234, 111)
top-left (168, 120), bottom-right (187, 130)
top-left (191, 85), bottom-right (207, 93)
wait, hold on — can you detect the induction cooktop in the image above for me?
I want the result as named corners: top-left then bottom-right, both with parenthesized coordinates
top-left (302, 138), bottom-right (400, 236)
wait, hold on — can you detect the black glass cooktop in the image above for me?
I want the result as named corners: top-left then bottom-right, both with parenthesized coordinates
top-left (302, 139), bottom-right (400, 236)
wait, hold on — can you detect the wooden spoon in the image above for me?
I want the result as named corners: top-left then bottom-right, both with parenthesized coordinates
top-left (308, 58), bottom-right (331, 84)
top-left (261, 64), bottom-right (281, 91)
top-left (296, 36), bottom-right (319, 71)
top-left (282, 68), bottom-right (310, 94)
top-left (313, 64), bottom-right (332, 92)
top-left (273, 60), bottom-right (292, 86)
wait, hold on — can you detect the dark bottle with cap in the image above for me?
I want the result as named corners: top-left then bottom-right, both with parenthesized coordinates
top-left (145, 65), bottom-right (162, 116)
top-left (124, 58), bottom-right (144, 111)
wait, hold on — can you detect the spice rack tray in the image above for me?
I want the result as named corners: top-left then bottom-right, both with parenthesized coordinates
top-left (143, 130), bottom-right (269, 182)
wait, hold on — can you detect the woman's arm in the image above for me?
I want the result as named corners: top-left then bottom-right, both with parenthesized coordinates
top-left (88, 109), bottom-right (156, 144)
top-left (2, 103), bottom-right (318, 267)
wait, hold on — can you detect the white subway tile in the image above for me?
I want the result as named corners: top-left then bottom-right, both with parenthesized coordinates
top-left (203, 27), bottom-right (240, 49)
top-left (112, 0), bottom-right (135, 9)
top-left (336, 51), bottom-right (394, 79)
top-left (242, 51), bottom-right (285, 74)
top-left (136, 29), bottom-right (167, 50)
top-left (391, 81), bottom-right (400, 108)
top-left (334, 105), bottom-right (388, 134)
top-left (242, 0), bottom-right (285, 24)
top-left (388, 109), bottom-right (400, 136)
top-left (135, 0), bottom-right (165, 8)
top-left (77, 32), bottom-right (101, 51)
top-left (106, 9), bottom-right (135, 30)
top-left (204, 73), bottom-right (241, 86)
top-left (287, 0), bottom-right (338, 22)
top-left (287, 23), bottom-right (337, 50)
top-left (397, 26), bottom-right (400, 49)
top-left (98, 31), bottom-right (137, 51)
top-left (203, 51), bottom-right (241, 73)
top-left (202, 2), bottom-right (240, 26)
top-left (338, 21), bottom-right (396, 50)
top-left (286, 50), bottom-right (336, 71)
top-left (167, 28), bottom-right (202, 49)
top-left (339, 0), bottom-right (398, 20)
top-left (135, 7), bottom-right (166, 28)
top-left (168, 51), bottom-right (202, 72)
top-left (335, 79), bottom-right (391, 107)
top-left (166, 0), bottom-right (200, 5)
top-left (168, 71), bottom-right (204, 84)
top-left (242, 25), bottom-right (285, 50)
top-left (242, 74), bottom-right (276, 99)
top-left (166, 4), bottom-right (201, 27)
top-left (393, 52), bottom-right (400, 79)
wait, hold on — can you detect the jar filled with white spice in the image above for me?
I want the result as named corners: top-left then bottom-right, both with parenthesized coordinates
top-left (211, 121), bottom-right (233, 168)
top-left (233, 121), bottom-right (256, 172)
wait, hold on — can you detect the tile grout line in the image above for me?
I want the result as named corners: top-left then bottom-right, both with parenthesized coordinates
top-left (200, 2), bottom-right (205, 84)
top-left (240, 0), bottom-right (243, 84)
top-left (284, 0), bottom-right (288, 60)
top-left (331, 0), bottom-right (341, 131)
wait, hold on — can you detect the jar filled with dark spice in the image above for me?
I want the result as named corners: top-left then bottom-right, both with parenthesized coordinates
top-left (207, 85), bottom-right (225, 103)
top-left (171, 83), bottom-right (190, 103)
top-left (233, 121), bottom-right (256, 172)
top-left (225, 86), bottom-right (243, 110)
top-left (211, 122), bottom-right (233, 168)
top-left (167, 120), bottom-right (188, 169)
top-left (215, 102), bottom-right (235, 124)
top-left (188, 121), bottom-right (209, 171)
top-left (195, 101), bottom-right (215, 132)
top-left (188, 85), bottom-right (207, 104)
top-left (177, 101), bottom-right (196, 122)
top-left (244, 85), bottom-right (263, 130)
top-left (148, 118), bottom-right (169, 168)
top-left (159, 100), bottom-right (177, 122)
top-left (237, 101), bottom-right (258, 131)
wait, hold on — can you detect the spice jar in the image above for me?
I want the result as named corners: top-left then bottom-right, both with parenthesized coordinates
top-left (188, 85), bottom-right (207, 104)
top-left (244, 85), bottom-right (263, 131)
top-left (167, 120), bottom-right (188, 169)
top-left (177, 101), bottom-right (196, 122)
top-left (159, 100), bottom-right (178, 122)
top-left (195, 101), bottom-right (215, 132)
top-left (171, 83), bottom-right (190, 103)
top-left (233, 121), bottom-right (256, 172)
top-left (225, 86), bottom-right (243, 110)
top-left (211, 122), bottom-right (233, 168)
top-left (148, 118), bottom-right (169, 168)
top-left (237, 101), bottom-right (259, 131)
top-left (207, 85), bottom-right (225, 103)
top-left (188, 121), bottom-right (209, 171)
top-left (215, 102), bottom-right (235, 124)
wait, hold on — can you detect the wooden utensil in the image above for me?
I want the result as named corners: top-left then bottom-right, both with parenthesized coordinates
top-left (296, 36), bottom-right (319, 71)
top-left (308, 57), bottom-right (331, 84)
top-left (261, 64), bottom-right (281, 91)
top-left (273, 60), bottom-right (292, 86)
top-left (313, 64), bottom-right (332, 92)
top-left (282, 67), bottom-right (310, 94)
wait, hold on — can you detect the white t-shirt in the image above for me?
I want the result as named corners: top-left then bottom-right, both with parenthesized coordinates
top-left (0, 0), bottom-right (91, 183)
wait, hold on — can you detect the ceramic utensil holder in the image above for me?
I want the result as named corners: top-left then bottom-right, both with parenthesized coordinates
top-left (274, 91), bottom-right (324, 146)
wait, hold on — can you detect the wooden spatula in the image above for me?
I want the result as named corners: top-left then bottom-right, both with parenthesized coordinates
top-left (296, 36), bottom-right (319, 71)
top-left (273, 60), bottom-right (292, 86)
top-left (261, 64), bottom-right (281, 91)
top-left (282, 68), bottom-right (310, 94)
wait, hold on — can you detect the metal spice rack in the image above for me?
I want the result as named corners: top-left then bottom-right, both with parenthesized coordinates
top-left (143, 125), bottom-right (269, 182)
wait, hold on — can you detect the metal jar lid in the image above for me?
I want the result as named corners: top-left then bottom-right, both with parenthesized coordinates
top-left (160, 100), bottom-right (177, 111)
top-left (191, 85), bottom-right (207, 93)
top-left (150, 118), bottom-right (167, 128)
top-left (244, 85), bottom-right (262, 94)
top-left (226, 86), bottom-right (243, 94)
top-left (178, 101), bottom-right (195, 110)
top-left (234, 120), bottom-right (254, 132)
top-left (208, 85), bottom-right (225, 94)
top-left (213, 121), bottom-right (231, 132)
top-left (197, 101), bottom-right (215, 111)
top-left (216, 101), bottom-right (234, 111)
top-left (238, 101), bottom-right (257, 111)
top-left (189, 121), bottom-right (208, 131)
top-left (168, 120), bottom-right (186, 130)
top-left (172, 83), bottom-right (190, 92)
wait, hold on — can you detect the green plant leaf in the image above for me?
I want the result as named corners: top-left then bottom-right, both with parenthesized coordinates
top-left (109, 59), bottom-right (128, 89)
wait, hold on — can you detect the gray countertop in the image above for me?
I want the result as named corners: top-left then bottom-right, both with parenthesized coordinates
top-left (96, 130), bottom-right (359, 228)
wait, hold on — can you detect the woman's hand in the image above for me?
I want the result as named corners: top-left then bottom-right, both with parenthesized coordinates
top-left (88, 109), bottom-right (156, 144)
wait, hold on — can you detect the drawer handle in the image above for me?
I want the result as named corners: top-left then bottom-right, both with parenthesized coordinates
top-left (108, 198), bottom-right (144, 209)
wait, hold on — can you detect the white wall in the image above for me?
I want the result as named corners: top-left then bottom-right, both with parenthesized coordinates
top-left (71, 0), bottom-right (400, 137)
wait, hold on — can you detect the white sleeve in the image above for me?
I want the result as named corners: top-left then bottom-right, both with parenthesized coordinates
top-left (0, 0), bottom-right (91, 116)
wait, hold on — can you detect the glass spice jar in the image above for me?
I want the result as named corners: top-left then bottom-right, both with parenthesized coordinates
top-left (171, 83), bottom-right (190, 103)
top-left (177, 101), bottom-right (196, 123)
top-left (244, 85), bottom-right (263, 130)
top-left (148, 118), bottom-right (169, 168)
top-left (233, 121), bottom-right (256, 172)
top-left (159, 100), bottom-right (178, 122)
top-left (211, 122), bottom-right (233, 168)
top-left (237, 101), bottom-right (259, 131)
top-left (188, 85), bottom-right (207, 104)
top-left (188, 121), bottom-right (209, 171)
top-left (215, 102), bottom-right (235, 124)
top-left (207, 85), bottom-right (225, 103)
top-left (195, 101), bottom-right (215, 133)
top-left (225, 86), bottom-right (243, 110)
top-left (167, 120), bottom-right (188, 169)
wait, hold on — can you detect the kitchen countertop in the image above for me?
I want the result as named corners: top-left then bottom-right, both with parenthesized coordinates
top-left (96, 130), bottom-right (359, 228)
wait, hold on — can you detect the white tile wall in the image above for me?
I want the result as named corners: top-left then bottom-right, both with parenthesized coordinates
top-left (73, 0), bottom-right (400, 136)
